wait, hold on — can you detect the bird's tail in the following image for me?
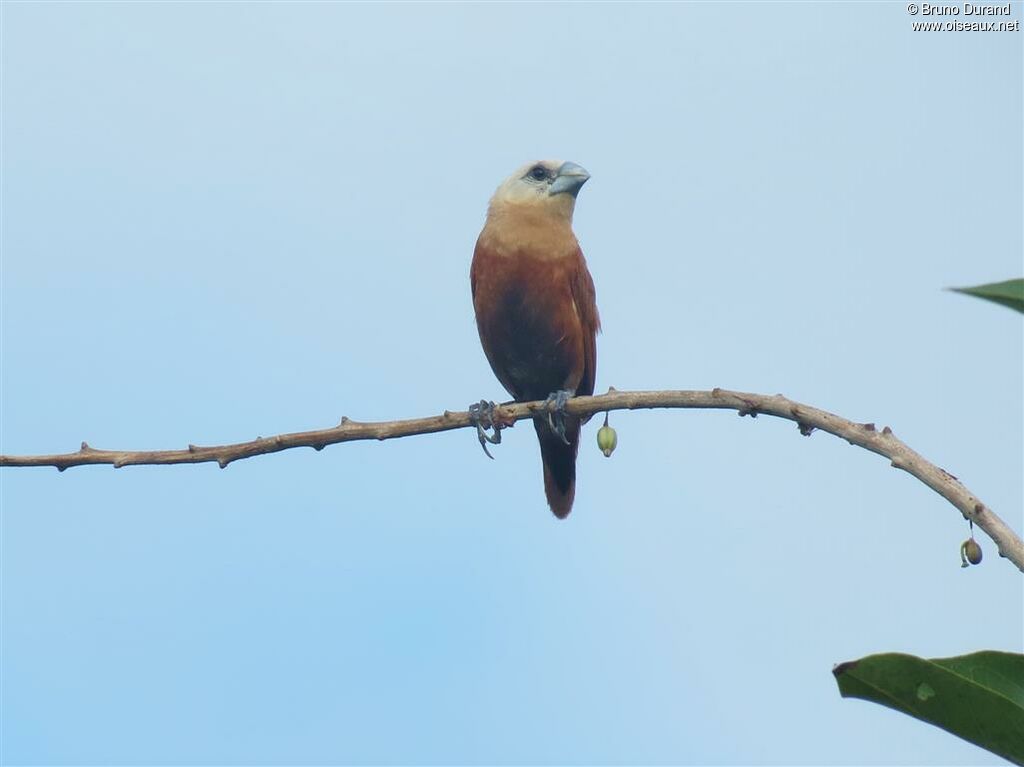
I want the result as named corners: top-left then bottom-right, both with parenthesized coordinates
top-left (534, 417), bottom-right (580, 519)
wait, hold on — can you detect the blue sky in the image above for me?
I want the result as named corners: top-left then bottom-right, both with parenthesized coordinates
top-left (2, 2), bottom-right (1021, 764)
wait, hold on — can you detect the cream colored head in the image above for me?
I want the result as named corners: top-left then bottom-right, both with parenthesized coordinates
top-left (488, 160), bottom-right (590, 223)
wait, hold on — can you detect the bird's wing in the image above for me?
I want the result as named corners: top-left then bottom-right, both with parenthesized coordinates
top-left (570, 249), bottom-right (600, 398)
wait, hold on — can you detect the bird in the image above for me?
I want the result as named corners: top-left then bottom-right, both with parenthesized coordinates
top-left (470, 160), bottom-right (600, 518)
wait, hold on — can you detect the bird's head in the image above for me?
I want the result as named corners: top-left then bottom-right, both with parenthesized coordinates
top-left (488, 160), bottom-right (590, 223)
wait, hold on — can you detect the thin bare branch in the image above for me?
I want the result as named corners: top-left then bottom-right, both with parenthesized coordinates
top-left (2, 387), bottom-right (1021, 571)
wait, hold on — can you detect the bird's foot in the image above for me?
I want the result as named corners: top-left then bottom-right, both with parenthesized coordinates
top-left (468, 399), bottom-right (504, 459)
top-left (544, 389), bottom-right (574, 445)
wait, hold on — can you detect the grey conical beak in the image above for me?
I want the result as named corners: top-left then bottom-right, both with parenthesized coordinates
top-left (548, 161), bottom-right (590, 198)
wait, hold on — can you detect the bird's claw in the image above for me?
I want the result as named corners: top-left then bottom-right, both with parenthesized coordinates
top-left (544, 390), bottom-right (573, 446)
top-left (468, 399), bottom-right (503, 459)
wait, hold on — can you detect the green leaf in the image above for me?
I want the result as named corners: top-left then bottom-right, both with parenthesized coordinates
top-left (833, 651), bottom-right (1024, 765)
top-left (950, 279), bottom-right (1024, 313)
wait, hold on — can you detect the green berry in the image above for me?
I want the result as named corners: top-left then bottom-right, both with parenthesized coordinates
top-left (962, 538), bottom-right (982, 566)
top-left (597, 424), bottom-right (618, 457)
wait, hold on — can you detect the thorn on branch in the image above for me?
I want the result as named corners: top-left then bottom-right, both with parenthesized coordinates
top-left (862, 423), bottom-right (876, 432)
top-left (737, 399), bottom-right (758, 418)
top-left (217, 458), bottom-right (229, 469)
top-left (188, 444), bottom-right (198, 453)
top-left (882, 426), bottom-right (893, 435)
top-left (340, 416), bottom-right (351, 425)
top-left (79, 441), bottom-right (92, 452)
top-left (797, 422), bottom-right (815, 436)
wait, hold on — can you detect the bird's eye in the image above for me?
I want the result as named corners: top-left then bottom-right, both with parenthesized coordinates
top-left (529, 165), bottom-right (548, 181)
